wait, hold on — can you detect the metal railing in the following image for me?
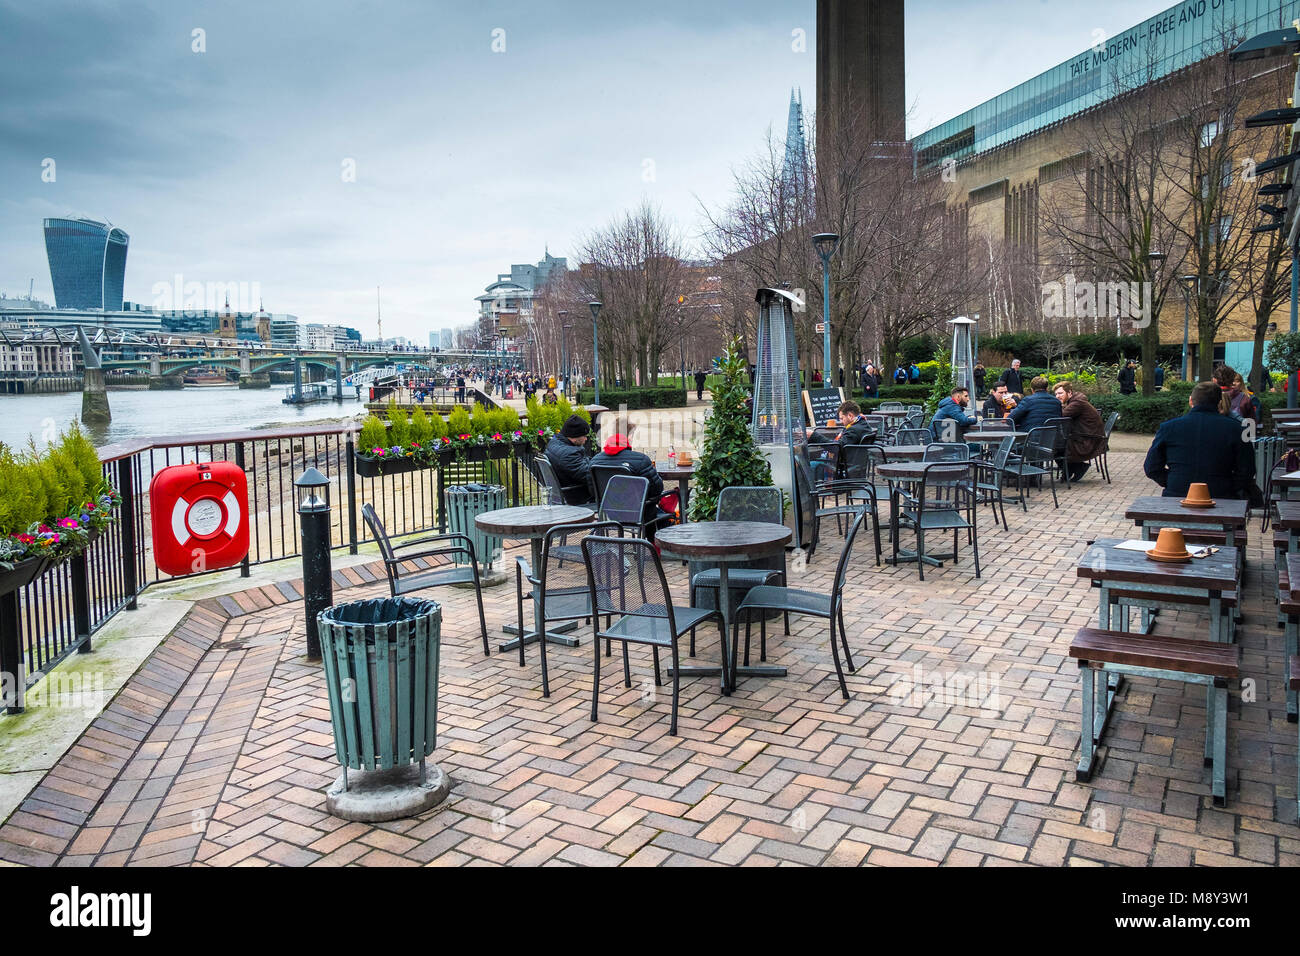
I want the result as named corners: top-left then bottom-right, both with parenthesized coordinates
top-left (0, 422), bottom-right (549, 712)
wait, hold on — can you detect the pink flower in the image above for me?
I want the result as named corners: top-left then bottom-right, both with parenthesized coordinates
top-left (57, 518), bottom-right (80, 529)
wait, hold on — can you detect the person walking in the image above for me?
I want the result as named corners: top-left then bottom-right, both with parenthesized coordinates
top-left (861, 363), bottom-right (880, 399)
top-left (694, 368), bottom-right (707, 401)
top-left (973, 363), bottom-right (986, 399)
top-left (1118, 359), bottom-right (1137, 395)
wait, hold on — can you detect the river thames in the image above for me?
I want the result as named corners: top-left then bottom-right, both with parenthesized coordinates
top-left (0, 385), bottom-right (370, 450)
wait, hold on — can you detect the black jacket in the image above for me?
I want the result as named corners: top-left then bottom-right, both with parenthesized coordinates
top-left (1118, 366), bottom-right (1136, 394)
top-left (999, 368), bottom-right (1023, 395)
top-left (544, 436), bottom-right (593, 504)
top-left (838, 415), bottom-right (875, 445)
top-left (1009, 391), bottom-right (1062, 433)
top-left (590, 448), bottom-right (664, 515)
top-left (1143, 405), bottom-right (1255, 500)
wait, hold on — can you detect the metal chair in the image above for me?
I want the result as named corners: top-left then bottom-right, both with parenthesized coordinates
top-left (890, 461), bottom-right (981, 582)
top-left (591, 462), bottom-right (632, 504)
top-left (514, 520), bottom-right (622, 697)
top-left (896, 428), bottom-right (930, 446)
top-left (970, 435), bottom-right (1016, 530)
top-left (734, 509), bottom-right (870, 700)
top-left (879, 401), bottom-right (904, 411)
top-left (1008, 425), bottom-right (1060, 509)
top-left (690, 486), bottom-right (789, 658)
top-left (599, 473), bottom-right (674, 541)
top-left (582, 534), bottom-right (727, 735)
top-left (924, 443), bottom-right (970, 461)
top-left (904, 410), bottom-right (925, 429)
top-left (362, 503), bottom-right (490, 656)
top-left (538, 454), bottom-right (595, 508)
top-left (1043, 416), bottom-right (1073, 488)
top-left (807, 440), bottom-right (843, 484)
top-left (1088, 411), bottom-right (1119, 483)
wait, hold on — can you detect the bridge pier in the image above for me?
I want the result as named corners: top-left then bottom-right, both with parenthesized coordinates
top-left (148, 374), bottom-right (185, 390)
top-left (239, 372), bottom-right (271, 389)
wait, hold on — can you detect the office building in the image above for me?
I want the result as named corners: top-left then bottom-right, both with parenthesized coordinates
top-left (43, 217), bottom-right (130, 311)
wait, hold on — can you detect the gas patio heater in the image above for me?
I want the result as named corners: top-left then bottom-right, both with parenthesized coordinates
top-left (752, 287), bottom-right (813, 549)
top-left (948, 316), bottom-right (976, 398)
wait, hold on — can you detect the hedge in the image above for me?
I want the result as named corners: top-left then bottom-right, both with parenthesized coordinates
top-left (873, 384), bottom-right (931, 399)
top-left (577, 386), bottom-right (688, 409)
top-left (1090, 391), bottom-right (1286, 433)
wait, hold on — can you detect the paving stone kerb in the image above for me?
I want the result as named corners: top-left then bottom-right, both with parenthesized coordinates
top-left (0, 448), bottom-right (1294, 867)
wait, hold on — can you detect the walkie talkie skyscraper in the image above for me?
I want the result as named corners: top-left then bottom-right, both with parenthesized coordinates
top-left (752, 288), bottom-right (812, 548)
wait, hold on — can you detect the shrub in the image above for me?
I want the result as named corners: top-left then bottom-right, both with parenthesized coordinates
top-left (577, 387), bottom-right (687, 409)
top-left (0, 446), bottom-right (46, 533)
top-left (359, 414), bottom-right (387, 452)
top-left (409, 405), bottom-right (432, 444)
top-left (688, 337), bottom-right (771, 521)
top-left (447, 405), bottom-right (472, 437)
top-left (875, 384), bottom-right (932, 399)
top-left (470, 402), bottom-right (492, 436)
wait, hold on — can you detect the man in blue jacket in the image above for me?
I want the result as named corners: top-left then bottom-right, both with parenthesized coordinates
top-left (1009, 376), bottom-right (1062, 432)
top-left (929, 386), bottom-right (978, 442)
top-left (1143, 382), bottom-right (1255, 499)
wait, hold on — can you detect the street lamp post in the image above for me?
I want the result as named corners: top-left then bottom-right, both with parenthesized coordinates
top-left (812, 233), bottom-right (840, 387)
top-left (561, 324), bottom-right (571, 399)
top-left (589, 301), bottom-right (603, 406)
top-left (1178, 275), bottom-right (1198, 381)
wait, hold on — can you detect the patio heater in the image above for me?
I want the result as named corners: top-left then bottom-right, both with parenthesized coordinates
top-left (752, 287), bottom-right (812, 549)
top-left (948, 316), bottom-right (976, 397)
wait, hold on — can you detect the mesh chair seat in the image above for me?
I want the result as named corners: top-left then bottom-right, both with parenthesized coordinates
top-left (737, 585), bottom-right (832, 618)
top-left (519, 584), bottom-right (592, 621)
top-left (391, 564), bottom-right (479, 594)
top-left (691, 567), bottom-right (782, 589)
top-left (602, 603), bottom-right (716, 646)
top-left (900, 507), bottom-right (971, 531)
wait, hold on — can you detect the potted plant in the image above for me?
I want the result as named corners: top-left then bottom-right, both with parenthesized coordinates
top-left (0, 422), bottom-right (122, 596)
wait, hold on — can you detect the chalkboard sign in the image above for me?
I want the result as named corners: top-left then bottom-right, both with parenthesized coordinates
top-left (803, 387), bottom-right (844, 427)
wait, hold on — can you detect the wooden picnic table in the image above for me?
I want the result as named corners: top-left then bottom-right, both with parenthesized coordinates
top-left (1126, 496), bottom-right (1249, 549)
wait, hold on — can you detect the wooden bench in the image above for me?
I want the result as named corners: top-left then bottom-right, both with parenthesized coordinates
top-left (1070, 627), bottom-right (1239, 807)
top-left (1281, 579), bottom-right (1300, 724)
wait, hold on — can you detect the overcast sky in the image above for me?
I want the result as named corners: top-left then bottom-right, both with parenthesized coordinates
top-left (0, 0), bottom-right (1174, 340)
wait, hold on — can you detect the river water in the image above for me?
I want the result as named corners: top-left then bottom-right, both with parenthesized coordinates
top-left (0, 385), bottom-right (370, 451)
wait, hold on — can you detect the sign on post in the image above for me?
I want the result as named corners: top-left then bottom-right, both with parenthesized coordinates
top-left (802, 387), bottom-right (845, 427)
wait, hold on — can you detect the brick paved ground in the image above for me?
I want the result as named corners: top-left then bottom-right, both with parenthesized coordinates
top-left (1, 447), bottom-right (1296, 866)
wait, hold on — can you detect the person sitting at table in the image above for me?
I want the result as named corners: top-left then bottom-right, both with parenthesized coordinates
top-left (544, 414), bottom-right (595, 504)
top-left (1008, 376), bottom-right (1061, 432)
top-left (981, 382), bottom-right (1016, 420)
top-left (590, 431), bottom-right (671, 525)
top-left (1143, 381), bottom-right (1255, 500)
top-left (834, 400), bottom-right (874, 445)
top-left (928, 386), bottom-right (977, 443)
top-left (1054, 381), bottom-right (1104, 481)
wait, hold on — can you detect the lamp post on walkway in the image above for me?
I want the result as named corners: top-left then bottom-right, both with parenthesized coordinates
top-left (589, 301), bottom-right (603, 406)
top-left (812, 233), bottom-right (839, 386)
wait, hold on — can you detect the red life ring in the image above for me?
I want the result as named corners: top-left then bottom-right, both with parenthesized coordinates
top-left (149, 462), bottom-right (250, 576)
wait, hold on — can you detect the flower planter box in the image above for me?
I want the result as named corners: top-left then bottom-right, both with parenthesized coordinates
top-left (355, 454), bottom-right (423, 478)
top-left (0, 556), bottom-right (53, 599)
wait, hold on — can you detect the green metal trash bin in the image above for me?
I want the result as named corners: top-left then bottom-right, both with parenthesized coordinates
top-left (318, 597), bottom-right (441, 783)
top-left (446, 483), bottom-right (505, 569)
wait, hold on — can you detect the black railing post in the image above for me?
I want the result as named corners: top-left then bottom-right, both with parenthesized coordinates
top-left (115, 458), bottom-right (139, 610)
top-left (235, 442), bottom-right (251, 578)
top-left (71, 550), bottom-right (92, 654)
top-left (296, 469), bottom-right (332, 662)
top-left (345, 435), bottom-right (358, 555)
top-left (0, 589), bottom-right (24, 714)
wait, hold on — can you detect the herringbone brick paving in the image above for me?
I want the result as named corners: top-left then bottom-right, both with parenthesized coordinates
top-left (2, 448), bottom-right (1297, 866)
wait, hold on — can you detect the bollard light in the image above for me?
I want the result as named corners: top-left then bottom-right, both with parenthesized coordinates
top-left (296, 467), bottom-right (332, 661)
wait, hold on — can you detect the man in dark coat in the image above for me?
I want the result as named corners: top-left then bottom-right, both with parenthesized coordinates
top-left (835, 400), bottom-right (875, 445)
top-left (998, 359), bottom-right (1024, 396)
top-left (1143, 382), bottom-right (1255, 500)
top-left (861, 363), bottom-right (880, 399)
top-left (1055, 381), bottom-right (1104, 480)
top-left (694, 369), bottom-right (707, 400)
top-left (544, 414), bottom-right (595, 504)
top-left (1008, 376), bottom-right (1062, 433)
top-left (1118, 360), bottom-right (1137, 395)
top-left (590, 432), bottom-right (666, 522)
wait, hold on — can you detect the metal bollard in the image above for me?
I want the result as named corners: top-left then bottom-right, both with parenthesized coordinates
top-left (296, 467), bottom-right (333, 661)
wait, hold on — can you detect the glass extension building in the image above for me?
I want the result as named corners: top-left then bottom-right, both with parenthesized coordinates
top-left (42, 217), bottom-right (130, 311)
top-left (913, 0), bottom-right (1300, 169)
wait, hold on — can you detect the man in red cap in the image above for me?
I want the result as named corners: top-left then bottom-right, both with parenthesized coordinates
top-left (590, 431), bottom-right (668, 524)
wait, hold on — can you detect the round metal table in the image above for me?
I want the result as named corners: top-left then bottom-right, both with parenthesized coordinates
top-left (475, 504), bottom-right (595, 652)
top-left (655, 521), bottom-right (791, 691)
top-left (656, 462), bottom-right (695, 518)
top-left (875, 461), bottom-right (969, 569)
